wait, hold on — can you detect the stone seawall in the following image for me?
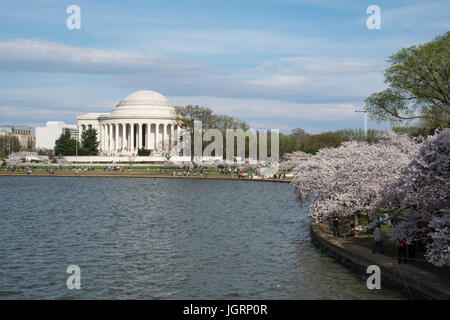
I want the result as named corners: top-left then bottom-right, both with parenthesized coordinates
top-left (310, 223), bottom-right (450, 300)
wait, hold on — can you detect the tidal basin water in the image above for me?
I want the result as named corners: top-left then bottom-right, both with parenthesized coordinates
top-left (0, 176), bottom-right (405, 299)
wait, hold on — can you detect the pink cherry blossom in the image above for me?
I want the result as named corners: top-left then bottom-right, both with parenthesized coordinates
top-left (292, 132), bottom-right (420, 223)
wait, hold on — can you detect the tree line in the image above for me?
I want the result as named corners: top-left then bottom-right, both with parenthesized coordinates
top-left (175, 105), bottom-right (384, 159)
top-left (279, 128), bottom-right (381, 155)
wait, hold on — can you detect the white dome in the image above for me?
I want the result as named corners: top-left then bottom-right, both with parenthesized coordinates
top-left (108, 90), bottom-right (176, 119)
top-left (117, 90), bottom-right (172, 107)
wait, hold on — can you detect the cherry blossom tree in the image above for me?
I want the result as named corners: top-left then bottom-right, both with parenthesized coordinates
top-left (292, 132), bottom-right (420, 223)
top-left (386, 129), bottom-right (449, 266)
top-left (292, 128), bottom-right (449, 266)
top-left (280, 151), bottom-right (311, 171)
top-left (236, 160), bottom-right (272, 172)
top-left (162, 160), bottom-right (184, 168)
top-left (156, 141), bottom-right (178, 161)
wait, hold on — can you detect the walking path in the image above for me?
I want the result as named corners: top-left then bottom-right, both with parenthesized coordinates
top-left (311, 223), bottom-right (450, 300)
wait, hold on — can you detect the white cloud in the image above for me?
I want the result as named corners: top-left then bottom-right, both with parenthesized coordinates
top-left (279, 57), bottom-right (381, 74)
top-left (0, 39), bottom-right (386, 129)
top-left (243, 74), bottom-right (309, 89)
top-left (166, 95), bottom-right (370, 133)
top-left (168, 95), bottom-right (358, 122)
top-left (0, 105), bottom-right (79, 121)
top-left (382, 2), bottom-right (450, 29)
top-left (0, 39), bottom-right (207, 74)
top-left (133, 28), bottom-right (351, 56)
top-left (235, 56), bottom-right (385, 98)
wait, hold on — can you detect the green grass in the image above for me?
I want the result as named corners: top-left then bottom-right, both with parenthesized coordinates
top-left (1, 165), bottom-right (293, 180)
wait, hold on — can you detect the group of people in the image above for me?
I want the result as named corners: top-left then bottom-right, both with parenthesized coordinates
top-left (331, 217), bottom-right (358, 238)
top-left (4, 165), bottom-right (44, 172)
top-left (372, 223), bottom-right (417, 264)
top-left (102, 166), bottom-right (129, 172)
top-left (238, 172), bottom-right (254, 179)
top-left (332, 216), bottom-right (417, 265)
top-left (4, 165), bottom-right (17, 171)
top-left (266, 173), bottom-right (287, 180)
top-left (394, 238), bottom-right (417, 264)
top-left (218, 167), bottom-right (254, 178)
top-left (4, 165), bottom-right (33, 174)
top-left (74, 166), bottom-right (96, 171)
top-left (219, 168), bottom-right (234, 175)
top-left (170, 167), bottom-right (209, 177)
top-left (216, 167), bottom-right (288, 180)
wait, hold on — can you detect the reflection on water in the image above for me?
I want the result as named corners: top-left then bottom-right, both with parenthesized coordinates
top-left (0, 177), bottom-right (405, 299)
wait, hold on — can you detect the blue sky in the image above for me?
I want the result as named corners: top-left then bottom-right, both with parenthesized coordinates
top-left (0, 0), bottom-right (448, 133)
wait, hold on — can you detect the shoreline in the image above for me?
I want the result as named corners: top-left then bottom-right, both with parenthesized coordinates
top-left (0, 172), bottom-right (292, 183)
top-left (310, 223), bottom-right (450, 300)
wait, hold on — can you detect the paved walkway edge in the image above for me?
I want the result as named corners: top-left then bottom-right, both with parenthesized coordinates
top-left (310, 223), bottom-right (450, 300)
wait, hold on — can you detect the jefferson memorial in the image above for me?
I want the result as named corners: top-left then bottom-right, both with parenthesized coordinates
top-left (77, 90), bottom-right (180, 157)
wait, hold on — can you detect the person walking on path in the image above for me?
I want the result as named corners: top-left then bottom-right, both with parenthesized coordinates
top-left (372, 223), bottom-right (383, 254)
top-left (332, 216), bottom-right (341, 237)
top-left (407, 239), bottom-right (417, 261)
top-left (397, 238), bottom-right (407, 264)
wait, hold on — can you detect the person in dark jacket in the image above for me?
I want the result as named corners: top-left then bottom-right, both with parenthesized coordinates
top-left (396, 238), bottom-right (407, 264)
top-left (332, 216), bottom-right (341, 236)
top-left (407, 239), bottom-right (416, 261)
top-left (372, 224), bottom-right (383, 254)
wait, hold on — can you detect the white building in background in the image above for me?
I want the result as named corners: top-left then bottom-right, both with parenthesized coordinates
top-left (77, 90), bottom-right (180, 156)
top-left (35, 121), bottom-right (78, 150)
